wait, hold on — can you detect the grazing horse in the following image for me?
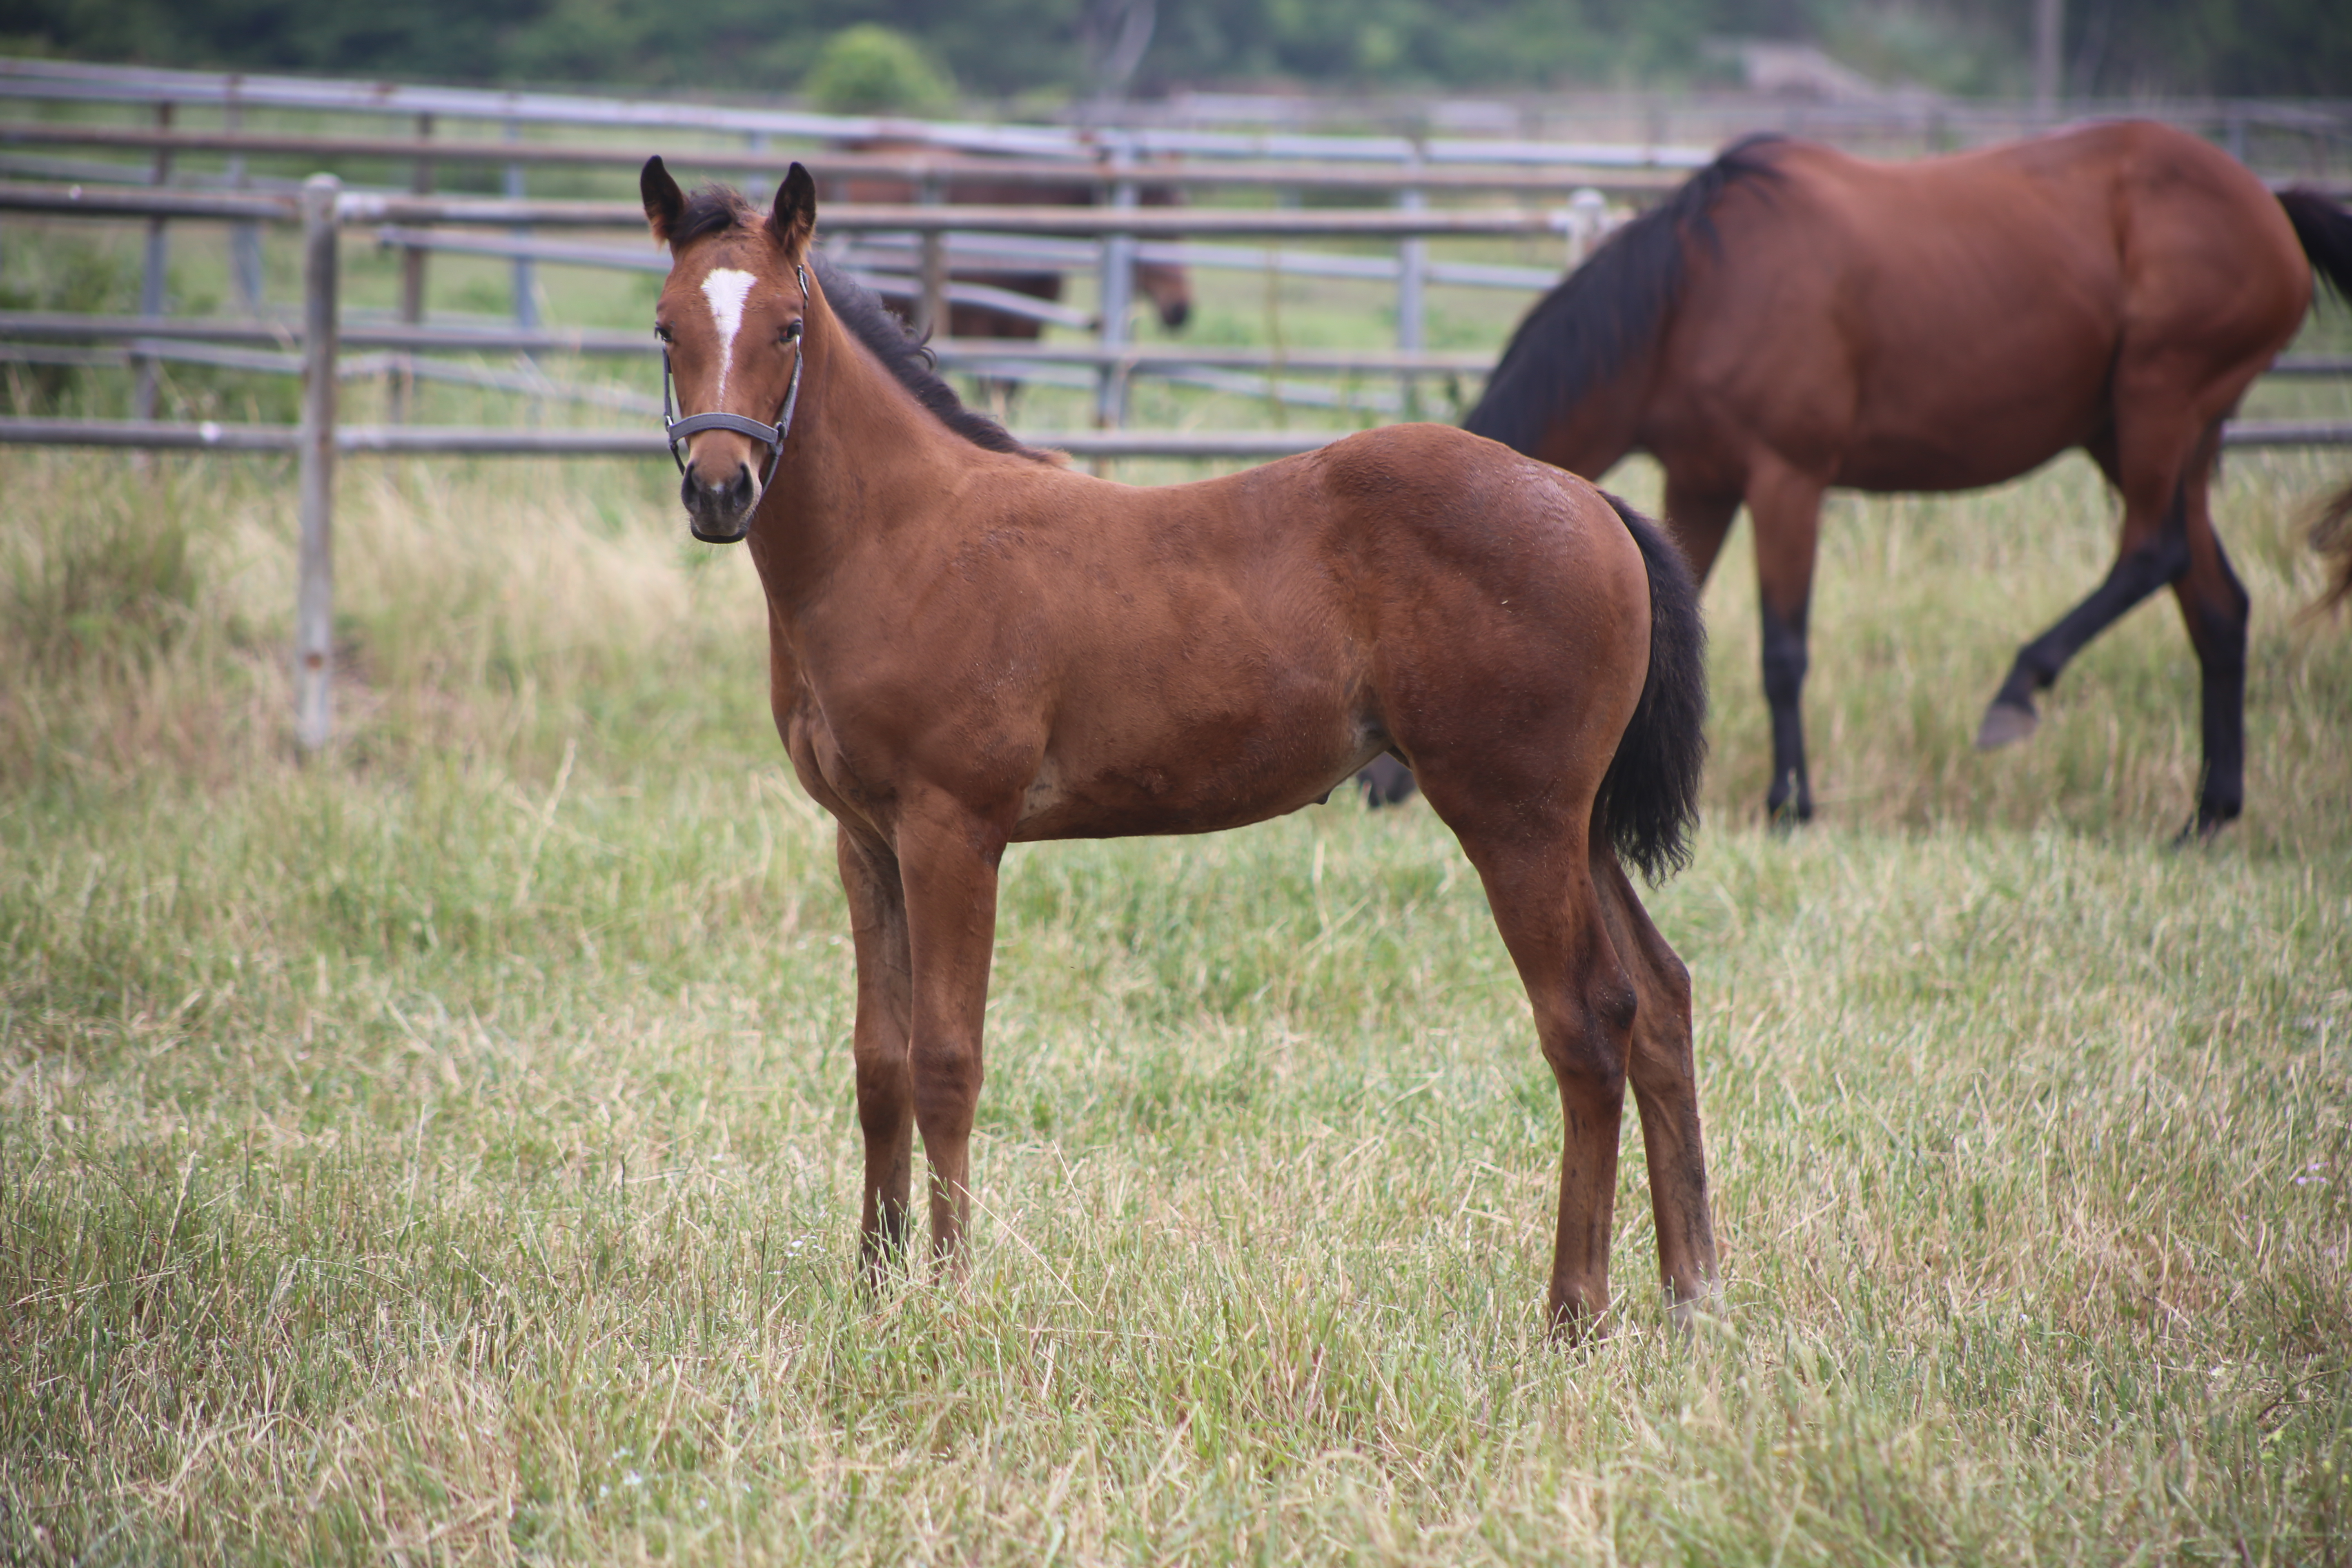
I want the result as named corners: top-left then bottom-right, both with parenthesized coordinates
top-left (1465, 120), bottom-right (2352, 838)
top-left (641, 156), bottom-right (1717, 1335)
top-left (831, 147), bottom-right (1192, 340)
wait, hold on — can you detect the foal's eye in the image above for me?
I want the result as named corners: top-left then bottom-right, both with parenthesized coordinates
top-left (653, 324), bottom-right (674, 344)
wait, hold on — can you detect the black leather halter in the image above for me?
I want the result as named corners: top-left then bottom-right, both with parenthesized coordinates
top-left (661, 262), bottom-right (809, 494)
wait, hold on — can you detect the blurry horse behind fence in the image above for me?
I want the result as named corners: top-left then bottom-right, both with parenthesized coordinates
top-left (831, 145), bottom-right (1192, 342)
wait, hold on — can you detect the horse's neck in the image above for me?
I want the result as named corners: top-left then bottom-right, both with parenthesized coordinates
top-left (753, 297), bottom-right (990, 597)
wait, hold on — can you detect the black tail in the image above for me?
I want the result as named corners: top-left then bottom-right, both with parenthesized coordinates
top-left (2309, 480), bottom-right (2352, 617)
top-left (2279, 188), bottom-right (2352, 307)
top-left (1595, 493), bottom-right (1708, 884)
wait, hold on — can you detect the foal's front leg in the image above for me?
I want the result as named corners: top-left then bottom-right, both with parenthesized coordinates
top-left (837, 826), bottom-right (915, 1279)
top-left (892, 797), bottom-right (1008, 1271)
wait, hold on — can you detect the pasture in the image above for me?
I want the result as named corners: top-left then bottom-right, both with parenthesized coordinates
top-left (4, 220), bottom-right (2352, 1561)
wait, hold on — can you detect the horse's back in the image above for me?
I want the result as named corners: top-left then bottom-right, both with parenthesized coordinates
top-left (1664, 121), bottom-right (2307, 489)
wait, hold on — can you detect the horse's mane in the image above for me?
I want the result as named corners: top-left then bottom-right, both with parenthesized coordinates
top-left (673, 183), bottom-right (1055, 464)
top-left (1462, 134), bottom-right (1787, 455)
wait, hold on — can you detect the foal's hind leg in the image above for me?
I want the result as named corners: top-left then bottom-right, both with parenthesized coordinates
top-left (1420, 782), bottom-right (1636, 1336)
top-left (2165, 448), bottom-right (2249, 838)
top-left (1589, 850), bottom-right (1719, 1323)
top-left (838, 826), bottom-right (916, 1280)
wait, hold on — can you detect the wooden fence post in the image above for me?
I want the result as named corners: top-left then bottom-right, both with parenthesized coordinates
top-left (295, 173), bottom-right (340, 757)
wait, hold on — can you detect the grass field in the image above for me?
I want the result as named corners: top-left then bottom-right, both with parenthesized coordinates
top-left (5, 193), bottom-right (2352, 1562)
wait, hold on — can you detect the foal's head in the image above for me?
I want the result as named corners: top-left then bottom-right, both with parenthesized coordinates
top-left (643, 157), bottom-right (818, 543)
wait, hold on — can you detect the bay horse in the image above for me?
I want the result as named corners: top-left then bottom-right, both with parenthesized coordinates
top-left (831, 147), bottom-right (1192, 341)
top-left (1465, 120), bottom-right (2352, 838)
top-left (640, 155), bottom-right (1715, 1335)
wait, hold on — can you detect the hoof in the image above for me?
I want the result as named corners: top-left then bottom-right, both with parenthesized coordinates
top-left (1975, 700), bottom-right (2039, 751)
top-left (2172, 805), bottom-right (2240, 848)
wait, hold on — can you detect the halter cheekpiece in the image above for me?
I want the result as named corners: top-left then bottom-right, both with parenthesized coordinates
top-left (662, 261), bottom-right (810, 500)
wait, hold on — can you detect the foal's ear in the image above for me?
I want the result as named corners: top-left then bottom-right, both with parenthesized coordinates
top-left (768, 162), bottom-right (817, 257)
top-left (642, 156), bottom-right (686, 244)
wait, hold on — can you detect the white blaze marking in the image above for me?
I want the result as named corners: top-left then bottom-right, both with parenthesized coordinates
top-left (699, 267), bottom-right (757, 405)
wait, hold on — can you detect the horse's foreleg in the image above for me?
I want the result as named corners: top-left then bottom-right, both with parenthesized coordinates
top-left (1590, 850), bottom-right (1719, 1327)
top-left (1747, 463), bottom-right (1826, 825)
top-left (893, 798), bottom-right (1007, 1274)
top-left (1658, 477), bottom-right (1741, 587)
top-left (838, 826), bottom-right (915, 1281)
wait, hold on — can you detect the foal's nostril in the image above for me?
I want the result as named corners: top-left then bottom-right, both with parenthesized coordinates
top-left (725, 463), bottom-right (755, 510)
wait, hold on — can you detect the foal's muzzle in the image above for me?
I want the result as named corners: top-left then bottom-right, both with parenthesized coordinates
top-left (682, 459), bottom-right (759, 543)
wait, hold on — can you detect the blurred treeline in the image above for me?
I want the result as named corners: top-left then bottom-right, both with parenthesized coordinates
top-left (0, 0), bottom-right (2343, 100)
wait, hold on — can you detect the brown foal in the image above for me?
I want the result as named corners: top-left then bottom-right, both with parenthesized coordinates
top-left (1468, 120), bottom-right (2352, 839)
top-left (641, 157), bottom-right (1717, 1334)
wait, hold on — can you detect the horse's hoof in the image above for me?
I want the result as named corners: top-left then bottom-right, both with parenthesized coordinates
top-left (1975, 700), bottom-right (2039, 750)
top-left (2172, 806), bottom-right (2240, 849)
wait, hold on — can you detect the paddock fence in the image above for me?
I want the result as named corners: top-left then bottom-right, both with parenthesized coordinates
top-left (4, 58), bottom-right (2349, 753)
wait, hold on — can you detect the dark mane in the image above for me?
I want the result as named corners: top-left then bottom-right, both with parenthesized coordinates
top-left (1462, 134), bottom-right (1786, 455)
top-left (809, 253), bottom-right (1056, 463)
top-left (673, 182), bottom-right (1054, 463)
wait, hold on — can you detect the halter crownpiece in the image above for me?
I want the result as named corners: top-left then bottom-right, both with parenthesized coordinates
top-left (662, 262), bottom-right (811, 500)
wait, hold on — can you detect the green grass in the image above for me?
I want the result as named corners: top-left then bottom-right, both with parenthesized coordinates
top-left (5, 162), bottom-right (2352, 1559)
top-left (3, 425), bottom-right (2350, 1564)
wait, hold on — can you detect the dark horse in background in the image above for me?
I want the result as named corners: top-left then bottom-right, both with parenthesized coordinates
top-left (1463, 119), bottom-right (2352, 838)
top-left (831, 147), bottom-right (1192, 341)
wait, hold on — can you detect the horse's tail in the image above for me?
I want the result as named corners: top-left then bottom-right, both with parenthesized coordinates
top-left (2278, 188), bottom-right (2352, 306)
top-left (2273, 191), bottom-right (2352, 617)
top-left (1595, 493), bottom-right (1708, 884)
top-left (2309, 480), bottom-right (2352, 617)
top-left (1462, 134), bottom-right (1784, 461)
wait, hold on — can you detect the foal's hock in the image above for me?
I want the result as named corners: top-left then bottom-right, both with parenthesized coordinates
top-left (641, 156), bottom-right (1717, 1334)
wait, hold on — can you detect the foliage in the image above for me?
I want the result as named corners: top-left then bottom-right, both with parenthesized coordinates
top-left (801, 24), bottom-right (957, 115)
top-left (0, 0), bottom-right (2345, 97)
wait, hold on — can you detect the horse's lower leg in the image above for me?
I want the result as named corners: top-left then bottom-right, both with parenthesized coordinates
top-left (1747, 466), bottom-right (1826, 826)
top-left (1436, 818), bottom-right (1633, 1336)
top-left (1591, 853), bottom-right (1719, 1323)
top-left (1979, 481), bottom-right (2191, 749)
top-left (1759, 601), bottom-right (1813, 825)
top-left (2172, 522), bottom-right (2249, 839)
top-left (895, 801), bottom-right (1006, 1273)
top-left (838, 827), bottom-right (916, 1280)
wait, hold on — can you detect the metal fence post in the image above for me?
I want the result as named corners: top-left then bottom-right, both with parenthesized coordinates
top-left (1564, 187), bottom-right (1606, 270)
top-left (295, 173), bottom-right (340, 757)
top-left (1094, 136), bottom-right (1138, 431)
top-left (505, 120), bottom-right (537, 330)
top-left (1395, 146), bottom-right (1427, 420)
top-left (226, 87), bottom-right (263, 311)
top-left (392, 112), bottom-right (434, 422)
top-left (914, 171), bottom-right (947, 341)
top-left (133, 100), bottom-right (173, 422)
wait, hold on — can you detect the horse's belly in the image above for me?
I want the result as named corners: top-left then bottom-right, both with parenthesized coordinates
top-left (1012, 707), bottom-right (1378, 842)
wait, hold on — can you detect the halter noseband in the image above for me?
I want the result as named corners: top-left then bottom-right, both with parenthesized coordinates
top-left (662, 261), bottom-right (810, 509)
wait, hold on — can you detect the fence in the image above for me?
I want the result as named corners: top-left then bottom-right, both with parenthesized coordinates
top-left (4, 57), bottom-right (2350, 753)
